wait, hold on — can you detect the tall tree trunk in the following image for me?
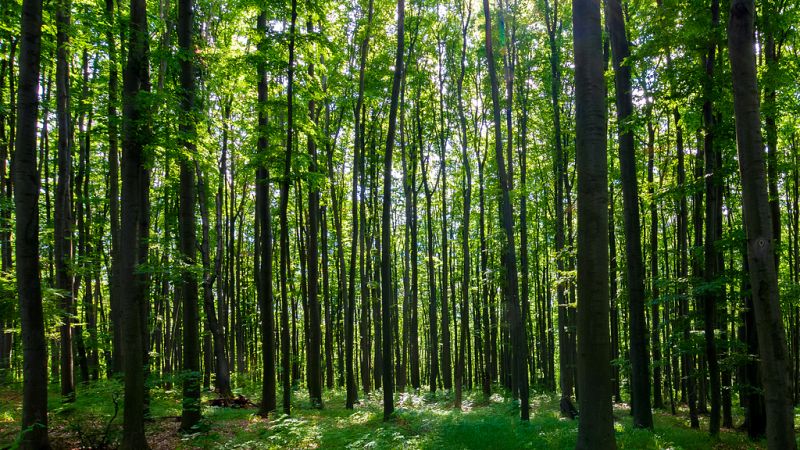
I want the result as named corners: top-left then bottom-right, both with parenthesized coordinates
top-left (380, 0), bottom-right (403, 420)
top-left (646, 114), bottom-right (663, 410)
top-left (728, 0), bottom-right (796, 446)
top-left (178, 0), bottom-right (201, 430)
top-left (482, 0), bottom-right (529, 421)
top-left (436, 41), bottom-right (452, 392)
top-left (345, 0), bottom-right (373, 409)
top-left (605, 0), bottom-right (652, 429)
top-left (306, 18), bottom-right (323, 408)
top-left (15, 0), bottom-right (50, 445)
top-left (544, 0), bottom-right (574, 415)
top-left (573, 0), bottom-right (615, 445)
top-left (105, 0), bottom-right (122, 376)
top-left (197, 167), bottom-right (232, 398)
top-left (55, 0), bottom-right (75, 400)
top-left (279, 0), bottom-right (298, 415)
top-left (421, 125), bottom-right (439, 394)
top-left (120, 0), bottom-right (151, 444)
top-left (454, 5), bottom-right (471, 410)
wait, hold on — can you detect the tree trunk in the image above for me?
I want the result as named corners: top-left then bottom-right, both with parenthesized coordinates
top-left (178, 0), bottom-right (201, 429)
top-left (454, 5), bottom-right (471, 409)
top-left (380, 0), bottom-right (403, 420)
top-left (573, 0), bottom-right (615, 444)
top-left (605, 0), bottom-right (652, 429)
top-left (482, 0), bottom-right (529, 421)
top-left (15, 0), bottom-right (50, 444)
top-left (728, 0), bottom-right (796, 446)
top-left (120, 0), bottom-right (151, 444)
top-left (279, 0), bottom-right (297, 415)
top-left (700, 0), bottom-right (722, 436)
top-left (55, 0), bottom-right (75, 400)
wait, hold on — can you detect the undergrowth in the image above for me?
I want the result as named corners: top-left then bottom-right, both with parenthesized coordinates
top-left (0, 380), bottom-right (780, 449)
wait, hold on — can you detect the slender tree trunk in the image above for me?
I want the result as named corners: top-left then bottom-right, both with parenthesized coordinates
top-left (605, 0), bottom-right (652, 429)
top-left (345, 0), bottom-right (373, 409)
top-left (55, 0), bottom-right (75, 400)
top-left (120, 0), bottom-right (151, 444)
top-left (380, 0), bottom-right (403, 419)
top-left (15, 0), bottom-right (50, 445)
top-left (454, 5), bottom-right (471, 409)
top-left (306, 18), bottom-right (323, 408)
top-left (279, 0), bottom-right (298, 415)
top-left (728, 0), bottom-right (796, 446)
top-left (482, 0), bottom-right (529, 420)
top-left (178, 0), bottom-right (201, 429)
top-left (647, 114), bottom-right (663, 410)
top-left (573, 0), bottom-right (615, 445)
top-left (422, 130), bottom-right (439, 394)
top-left (197, 167), bottom-right (232, 398)
top-left (104, 0), bottom-right (122, 376)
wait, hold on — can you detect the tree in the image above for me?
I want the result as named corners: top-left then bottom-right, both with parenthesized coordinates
top-left (573, 0), bottom-right (616, 444)
top-left (178, 0), bottom-right (201, 430)
top-left (700, 0), bottom-right (722, 434)
top-left (15, 0), bottom-right (49, 445)
top-left (279, 0), bottom-right (298, 416)
top-left (482, 0), bottom-right (529, 421)
top-left (454, 0), bottom-right (472, 410)
top-left (380, 0), bottom-right (404, 420)
top-left (256, 10), bottom-right (276, 415)
top-left (119, 0), bottom-right (151, 444)
top-left (55, 0), bottom-right (75, 400)
top-left (605, 0), bottom-right (652, 429)
top-left (728, 0), bottom-right (796, 446)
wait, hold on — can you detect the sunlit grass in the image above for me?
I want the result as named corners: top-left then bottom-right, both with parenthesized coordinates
top-left (0, 380), bottom-right (786, 448)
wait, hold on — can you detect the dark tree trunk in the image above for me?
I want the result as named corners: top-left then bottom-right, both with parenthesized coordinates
top-left (256, 10), bottom-right (277, 415)
top-left (609, 161), bottom-right (621, 404)
top-left (279, 0), bottom-right (297, 415)
top-left (478, 152), bottom-right (491, 397)
top-left (120, 0), bottom-right (151, 444)
top-left (728, 0), bottom-right (796, 446)
top-left (15, 0), bottom-right (50, 444)
top-left (380, 0), bottom-right (403, 420)
top-left (55, 0), bottom-right (75, 400)
top-left (421, 125), bottom-right (439, 394)
top-left (436, 41), bottom-right (452, 392)
top-left (345, 0), bottom-right (373, 409)
top-left (305, 19), bottom-right (323, 409)
top-left (105, 0), bottom-right (122, 376)
top-left (605, 0), bottom-right (652, 429)
top-left (198, 167), bottom-right (233, 399)
top-left (573, 0), bottom-right (615, 444)
top-left (700, 0), bottom-right (722, 435)
top-left (454, 5), bottom-right (471, 409)
top-left (178, 0), bottom-right (201, 430)
top-left (646, 113), bottom-right (663, 410)
top-left (482, 0), bottom-right (529, 421)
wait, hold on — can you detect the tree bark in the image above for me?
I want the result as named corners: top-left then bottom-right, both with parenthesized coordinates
top-left (178, 0), bottom-right (201, 429)
top-left (482, 0), bottom-right (529, 420)
top-left (279, 0), bottom-right (298, 415)
top-left (120, 0), bottom-right (151, 444)
top-left (605, 0), bottom-right (652, 429)
top-left (728, 0), bottom-right (796, 446)
top-left (15, 0), bottom-right (50, 444)
top-left (573, 0), bottom-right (615, 444)
top-left (306, 19), bottom-right (323, 408)
top-left (55, 0), bottom-right (75, 400)
top-left (380, 0), bottom-right (404, 420)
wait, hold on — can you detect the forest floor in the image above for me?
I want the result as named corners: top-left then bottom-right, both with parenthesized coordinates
top-left (0, 379), bottom-right (771, 449)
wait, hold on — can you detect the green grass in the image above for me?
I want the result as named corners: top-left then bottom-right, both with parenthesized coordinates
top-left (0, 381), bottom-right (781, 449)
